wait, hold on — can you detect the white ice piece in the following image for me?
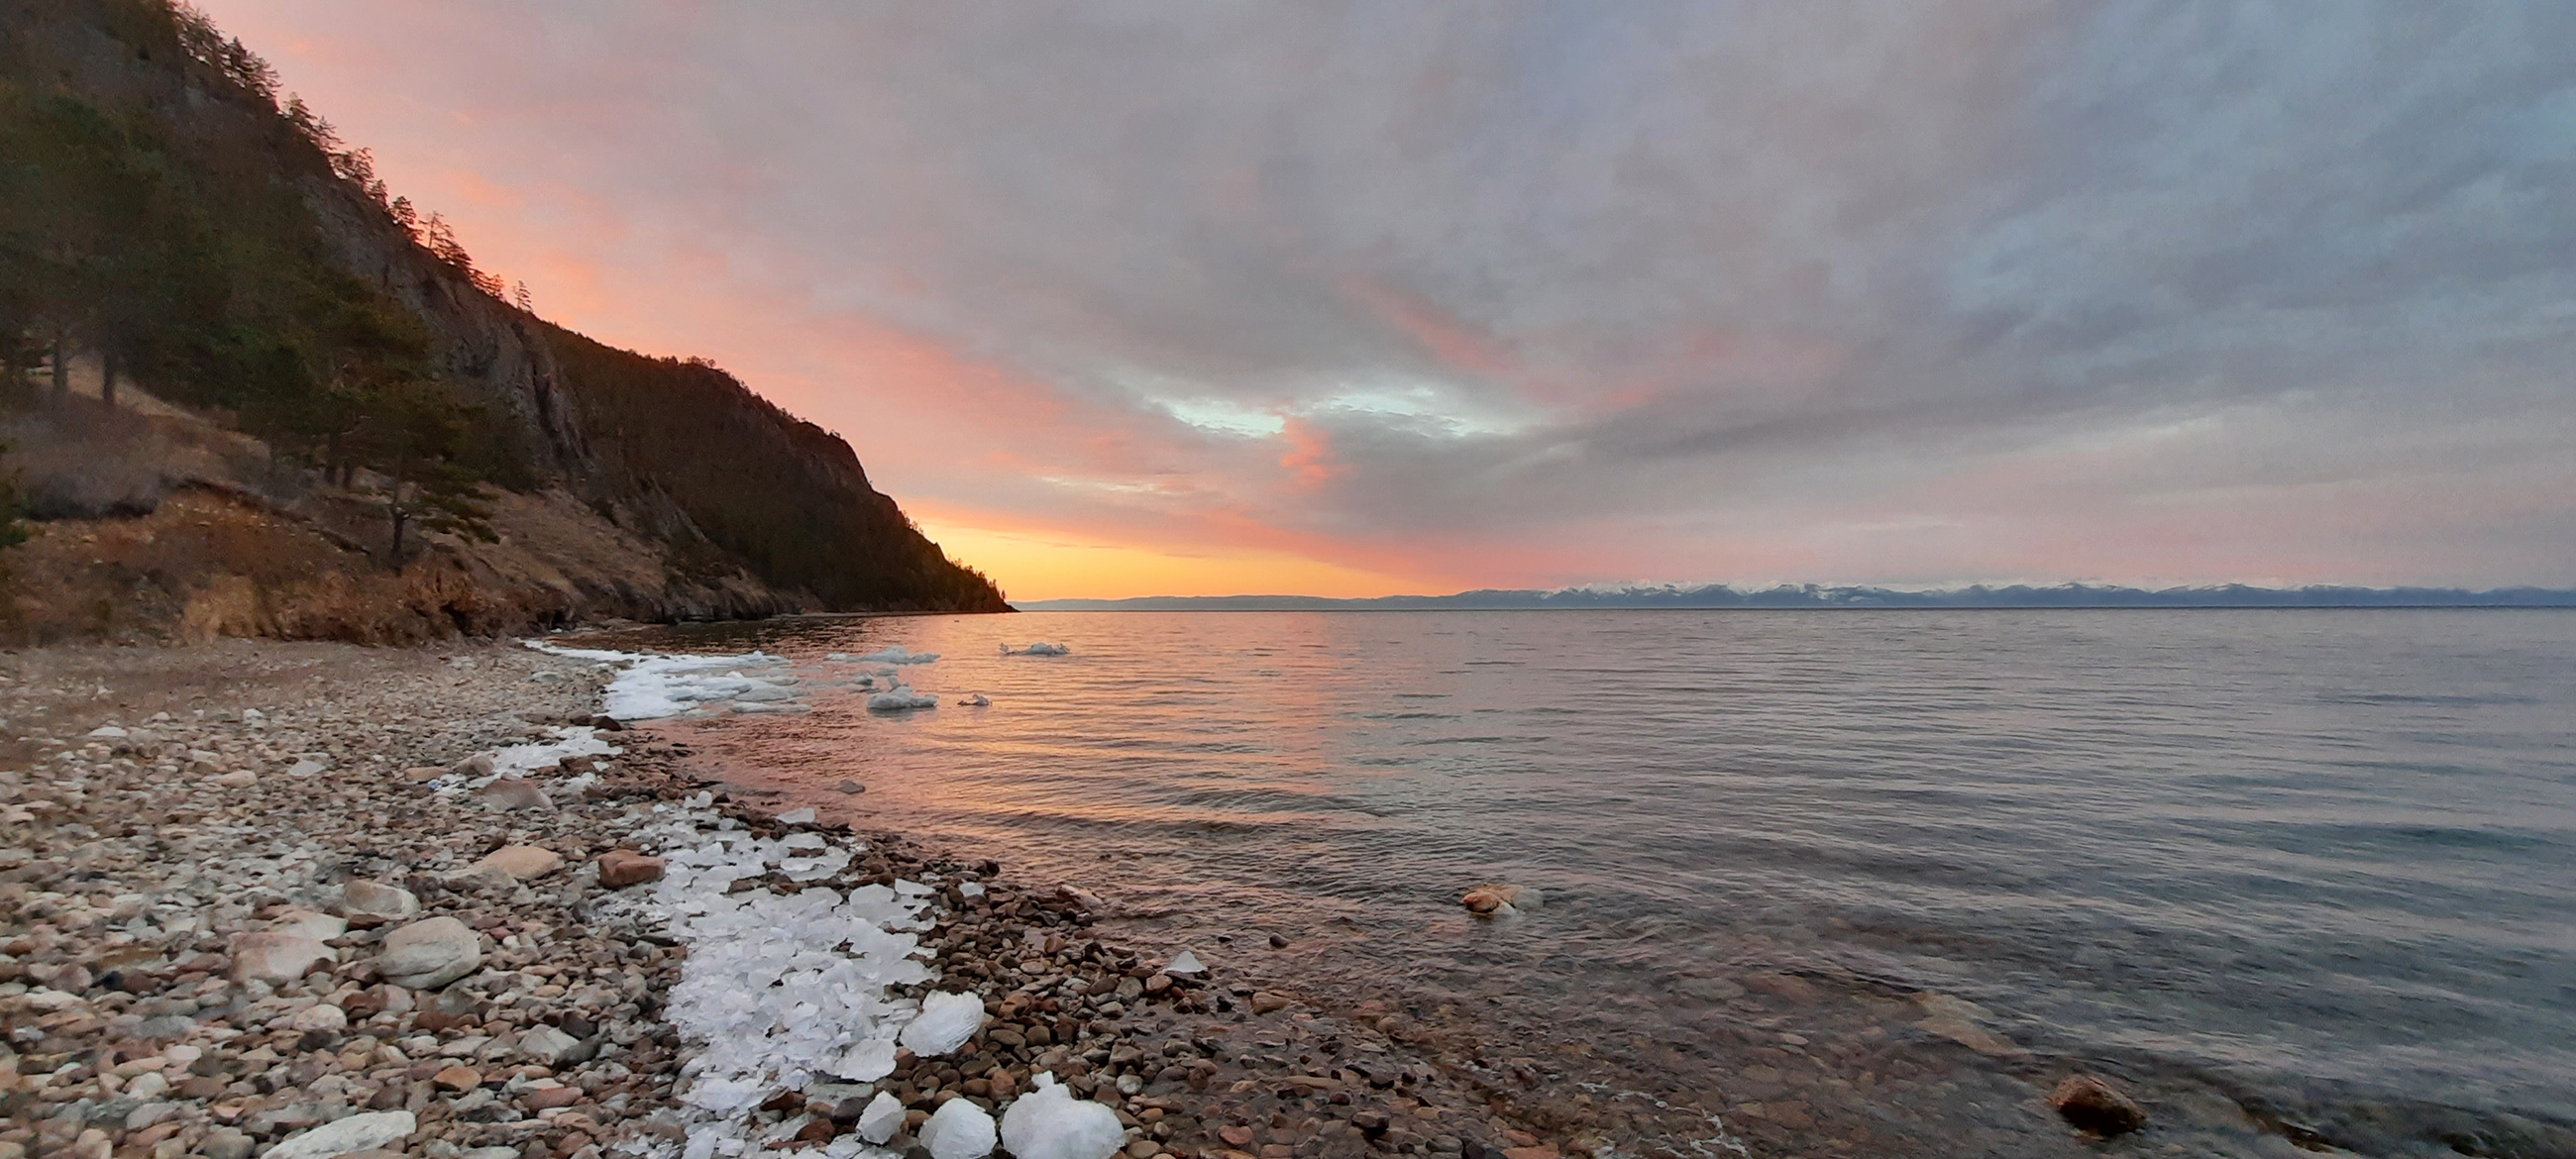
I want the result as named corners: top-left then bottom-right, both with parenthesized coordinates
top-left (854, 1092), bottom-right (906, 1144)
top-left (915, 1098), bottom-right (997, 1159)
top-left (776, 807), bottom-right (816, 824)
top-left (856, 645), bottom-right (940, 665)
top-left (1003, 642), bottom-right (1070, 656)
top-left (999, 1074), bottom-right (1126, 1159)
top-left (867, 685), bottom-right (939, 712)
top-left (955, 693), bottom-right (991, 706)
top-left (898, 991), bottom-right (985, 1057)
top-left (1163, 950), bottom-right (1205, 975)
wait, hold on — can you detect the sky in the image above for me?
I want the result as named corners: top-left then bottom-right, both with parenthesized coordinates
top-left (199, 1), bottom-right (2576, 600)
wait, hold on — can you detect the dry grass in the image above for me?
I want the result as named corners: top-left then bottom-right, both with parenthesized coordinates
top-left (1, 384), bottom-right (808, 645)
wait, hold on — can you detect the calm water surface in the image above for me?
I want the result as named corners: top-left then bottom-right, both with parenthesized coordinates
top-left (603, 610), bottom-right (2576, 1146)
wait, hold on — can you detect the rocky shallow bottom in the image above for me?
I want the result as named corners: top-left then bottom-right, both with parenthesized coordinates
top-left (0, 641), bottom-right (1632, 1159)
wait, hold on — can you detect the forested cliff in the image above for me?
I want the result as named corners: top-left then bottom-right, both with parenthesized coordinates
top-left (0, 0), bottom-right (1009, 639)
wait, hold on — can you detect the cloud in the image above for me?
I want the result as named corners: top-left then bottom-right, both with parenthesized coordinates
top-left (202, 0), bottom-right (2576, 595)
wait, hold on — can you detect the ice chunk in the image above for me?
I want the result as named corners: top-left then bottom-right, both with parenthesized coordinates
top-left (87, 725), bottom-right (129, 739)
top-left (915, 1098), bottom-right (996, 1159)
top-left (856, 645), bottom-right (940, 665)
top-left (955, 693), bottom-right (991, 706)
top-left (867, 685), bottom-right (939, 712)
top-left (999, 1074), bottom-right (1126, 1159)
top-left (899, 991), bottom-right (986, 1057)
top-left (776, 807), bottom-right (816, 824)
top-left (1163, 950), bottom-right (1205, 975)
top-left (957, 881), bottom-right (985, 898)
top-left (1003, 642), bottom-right (1070, 656)
top-left (835, 1039), bottom-right (898, 1083)
top-left (855, 1092), bottom-right (907, 1144)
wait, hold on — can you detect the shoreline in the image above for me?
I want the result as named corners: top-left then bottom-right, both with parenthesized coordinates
top-left (10, 636), bottom-right (2569, 1159)
top-left (0, 640), bottom-right (1581, 1159)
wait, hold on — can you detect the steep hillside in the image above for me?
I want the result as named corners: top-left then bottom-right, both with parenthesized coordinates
top-left (0, 0), bottom-right (1008, 640)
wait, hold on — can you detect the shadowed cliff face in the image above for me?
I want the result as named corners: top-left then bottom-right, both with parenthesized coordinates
top-left (2, 0), bottom-right (1009, 623)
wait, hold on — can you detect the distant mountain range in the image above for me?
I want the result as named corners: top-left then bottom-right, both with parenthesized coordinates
top-left (1020, 583), bottom-right (2576, 611)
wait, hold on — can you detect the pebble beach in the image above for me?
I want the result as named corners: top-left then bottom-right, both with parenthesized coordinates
top-left (0, 641), bottom-right (1597, 1159)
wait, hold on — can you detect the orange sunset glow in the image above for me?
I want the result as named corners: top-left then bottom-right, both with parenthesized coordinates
top-left (187, 2), bottom-right (2576, 599)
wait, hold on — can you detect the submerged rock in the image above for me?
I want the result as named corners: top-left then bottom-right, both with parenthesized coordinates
top-left (2049, 1074), bottom-right (2147, 1135)
top-left (1461, 883), bottom-right (1541, 914)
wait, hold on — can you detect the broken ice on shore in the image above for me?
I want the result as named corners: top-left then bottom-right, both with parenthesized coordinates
top-left (612, 796), bottom-right (1129, 1159)
top-left (529, 641), bottom-right (811, 719)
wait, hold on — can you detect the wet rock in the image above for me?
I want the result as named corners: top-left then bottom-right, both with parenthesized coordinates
top-left (230, 931), bottom-right (333, 984)
top-left (595, 850), bottom-right (666, 888)
top-left (837, 780), bottom-right (867, 793)
top-left (2049, 1074), bottom-right (2147, 1135)
top-left (1460, 884), bottom-right (1539, 914)
top-left (471, 844), bottom-right (564, 880)
top-left (376, 916), bottom-right (485, 989)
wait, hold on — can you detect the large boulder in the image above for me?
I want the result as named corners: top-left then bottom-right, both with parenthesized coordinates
top-left (374, 917), bottom-right (483, 990)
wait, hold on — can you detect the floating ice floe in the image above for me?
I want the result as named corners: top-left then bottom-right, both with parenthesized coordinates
top-left (955, 693), bottom-right (991, 707)
top-left (856, 645), bottom-right (939, 665)
top-left (867, 685), bottom-right (940, 712)
top-left (1002, 642), bottom-right (1070, 656)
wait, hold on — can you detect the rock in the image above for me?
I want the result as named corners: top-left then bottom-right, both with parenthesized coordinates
top-left (516, 1024), bottom-right (586, 1065)
top-left (258, 1110), bottom-right (417, 1159)
top-left (451, 754), bottom-right (495, 779)
top-left (375, 916), bottom-right (484, 990)
top-left (1460, 884), bottom-right (1539, 914)
top-left (595, 850), bottom-right (666, 888)
top-left (336, 881), bottom-right (420, 926)
top-left (201, 1129), bottom-right (255, 1159)
top-left (433, 1065), bottom-right (483, 1092)
top-left (836, 780), bottom-right (867, 794)
top-left (916, 1098), bottom-right (998, 1159)
top-left (522, 1087), bottom-right (585, 1110)
top-left (285, 1003), bottom-right (348, 1032)
top-left (230, 932), bottom-right (333, 984)
top-left (471, 844), bottom-right (564, 880)
top-left (1249, 993), bottom-right (1289, 1014)
top-left (2049, 1074), bottom-right (2147, 1135)
top-left (270, 908), bottom-right (348, 942)
top-left (401, 767), bottom-right (447, 783)
top-left (475, 779), bottom-right (553, 811)
top-left (215, 771), bottom-right (258, 789)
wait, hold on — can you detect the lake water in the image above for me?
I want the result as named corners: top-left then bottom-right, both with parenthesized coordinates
top-left (595, 609), bottom-right (2576, 1157)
